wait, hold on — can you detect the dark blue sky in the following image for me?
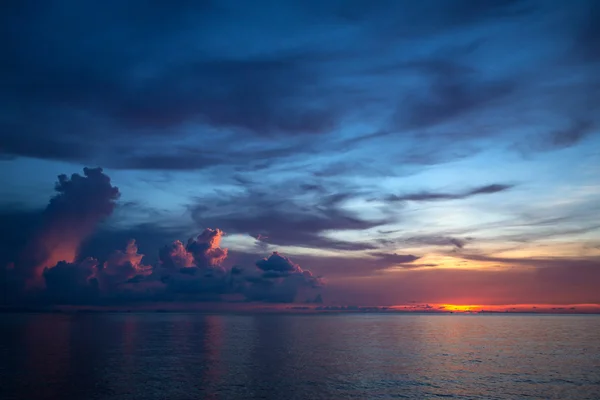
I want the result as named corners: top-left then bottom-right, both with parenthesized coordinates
top-left (1, 0), bottom-right (599, 305)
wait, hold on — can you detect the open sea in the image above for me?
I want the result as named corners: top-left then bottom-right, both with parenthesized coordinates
top-left (1, 313), bottom-right (599, 399)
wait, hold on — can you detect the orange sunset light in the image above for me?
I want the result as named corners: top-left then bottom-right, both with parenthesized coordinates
top-left (439, 304), bottom-right (483, 312)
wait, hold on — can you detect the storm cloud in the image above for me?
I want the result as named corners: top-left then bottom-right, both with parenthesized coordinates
top-left (16, 168), bottom-right (119, 285)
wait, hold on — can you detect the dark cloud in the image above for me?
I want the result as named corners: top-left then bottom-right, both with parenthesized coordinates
top-left (1, 0), bottom-right (597, 173)
top-left (244, 252), bottom-right (322, 303)
top-left (14, 168), bottom-right (120, 284)
top-left (385, 183), bottom-right (513, 202)
top-left (549, 120), bottom-right (596, 148)
top-left (191, 185), bottom-right (386, 251)
top-left (513, 119), bottom-right (597, 153)
top-left (79, 222), bottom-right (187, 266)
top-left (0, 168), bottom-right (324, 305)
top-left (15, 230), bottom-right (323, 305)
top-left (396, 75), bottom-right (516, 131)
top-left (256, 252), bottom-right (301, 273)
top-left (42, 258), bottom-right (99, 304)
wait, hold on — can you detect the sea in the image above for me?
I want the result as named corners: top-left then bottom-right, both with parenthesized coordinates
top-left (1, 313), bottom-right (599, 399)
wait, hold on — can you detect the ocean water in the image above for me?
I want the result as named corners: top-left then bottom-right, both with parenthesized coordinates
top-left (1, 313), bottom-right (599, 400)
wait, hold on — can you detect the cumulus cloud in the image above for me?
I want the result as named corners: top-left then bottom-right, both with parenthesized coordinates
top-left (158, 228), bottom-right (228, 270)
top-left (256, 252), bottom-right (301, 273)
top-left (159, 240), bottom-right (195, 269)
top-left (19, 168), bottom-right (119, 285)
top-left (3, 167), bottom-right (325, 305)
top-left (95, 240), bottom-right (152, 290)
top-left (244, 252), bottom-right (323, 303)
top-left (37, 245), bottom-right (322, 305)
top-left (186, 229), bottom-right (228, 268)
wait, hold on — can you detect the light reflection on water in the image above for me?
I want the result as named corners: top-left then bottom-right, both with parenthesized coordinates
top-left (1, 313), bottom-right (599, 399)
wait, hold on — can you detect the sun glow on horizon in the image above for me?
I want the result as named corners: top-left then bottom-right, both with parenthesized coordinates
top-left (439, 304), bottom-right (483, 312)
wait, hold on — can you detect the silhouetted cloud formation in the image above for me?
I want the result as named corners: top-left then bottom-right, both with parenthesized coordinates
top-left (245, 252), bottom-right (323, 303)
top-left (0, 167), bottom-right (322, 305)
top-left (17, 168), bottom-right (120, 285)
top-left (43, 258), bottom-right (99, 304)
top-left (33, 229), bottom-right (322, 305)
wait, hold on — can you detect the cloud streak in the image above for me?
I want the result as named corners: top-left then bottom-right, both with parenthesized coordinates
top-left (385, 184), bottom-right (513, 202)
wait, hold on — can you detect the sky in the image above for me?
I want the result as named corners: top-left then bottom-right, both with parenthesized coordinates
top-left (1, 0), bottom-right (599, 310)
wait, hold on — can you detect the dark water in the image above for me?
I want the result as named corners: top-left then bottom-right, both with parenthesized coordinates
top-left (1, 313), bottom-right (599, 400)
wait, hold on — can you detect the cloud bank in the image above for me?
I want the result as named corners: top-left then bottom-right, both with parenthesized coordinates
top-left (2, 168), bottom-right (322, 305)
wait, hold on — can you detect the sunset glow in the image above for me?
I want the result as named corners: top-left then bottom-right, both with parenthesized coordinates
top-left (0, 0), bottom-right (599, 312)
top-left (2, 3), bottom-right (600, 400)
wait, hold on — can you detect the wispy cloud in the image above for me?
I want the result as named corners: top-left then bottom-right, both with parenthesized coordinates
top-left (385, 184), bottom-right (513, 202)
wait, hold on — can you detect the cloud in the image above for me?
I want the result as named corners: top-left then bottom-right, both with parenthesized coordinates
top-left (1, 0), bottom-right (597, 176)
top-left (153, 229), bottom-right (234, 300)
top-left (256, 251), bottom-right (426, 279)
top-left (369, 252), bottom-right (421, 266)
top-left (42, 258), bottom-right (99, 304)
top-left (186, 229), bottom-right (229, 268)
top-left (548, 120), bottom-right (596, 149)
top-left (159, 240), bottom-right (195, 269)
top-left (16, 168), bottom-right (120, 284)
top-left (404, 236), bottom-right (471, 249)
top-left (190, 185), bottom-right (386, 251)
top-left (158, 228), bottom-right (228, 270)
top-left (256, 252), bottom-right (301, 273)
top-left (385, 183), bottom-right (513, 202)
top-left (0, 167), bottom-right (325, 305)
top-left (34, 233), bottom-right (322, 305)
top-left (95, 239), bottom-right (152, 291)
top-left (513, 119), bottom-right (597, 153)
top-left (244, 252), bottom-right (322, 303)
top-left (396, 75), bottom-right (516, 131)
top-left (2, 2), bottom-right (600, 309)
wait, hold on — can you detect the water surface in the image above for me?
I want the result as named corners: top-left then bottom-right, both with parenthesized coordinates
top-left (1, 313), bottom-right (599, 399)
